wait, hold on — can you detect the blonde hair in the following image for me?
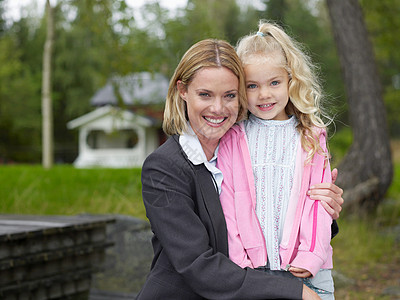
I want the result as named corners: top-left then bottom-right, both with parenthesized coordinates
top-left (163, 39), bottom-right (248, 136)
top-left (236, 20), bottom-right (331, 164)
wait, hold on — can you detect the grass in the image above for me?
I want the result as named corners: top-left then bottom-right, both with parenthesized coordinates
top-left (332, 215), bottom-right (400, 299)
top-left (0, 165), bottom-right (146, 218)
top-left (329, 136), bottom-right (400, 299)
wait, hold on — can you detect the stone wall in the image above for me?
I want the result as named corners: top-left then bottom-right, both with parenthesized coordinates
top-left (90, 215), bottom-right (153, 299)
top-left (0, 214), bottom-right (114, 300)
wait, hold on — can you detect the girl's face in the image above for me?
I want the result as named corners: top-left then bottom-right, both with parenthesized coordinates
top-left (244, 52), bottom-right (290, 121)
top-left (178, 67), bottom-right (239, 156)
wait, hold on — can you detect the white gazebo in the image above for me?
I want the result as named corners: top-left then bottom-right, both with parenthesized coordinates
top-left (67, 72), bottom-right (168, 168)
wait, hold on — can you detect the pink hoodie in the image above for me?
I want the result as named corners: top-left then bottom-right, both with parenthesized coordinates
top-left (217, 122), bottom-right (333, 277)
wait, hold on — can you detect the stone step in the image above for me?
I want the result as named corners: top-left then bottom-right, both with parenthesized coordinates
top-left (89, 289), bottom-right (137, 300)
top-left (0, 268), bottom-right (92, 300)
top-left (0, 242), bottom-right (110, 287)
top-left (0, 215), bottom-right (114, 260)
top-left (0, 214), bottom-right (115, 300)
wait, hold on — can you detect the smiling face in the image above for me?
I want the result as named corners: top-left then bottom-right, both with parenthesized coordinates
top-left (244, 52), bottom-right (290, 121)
top-left (178, 67), bottom-right (239, 158)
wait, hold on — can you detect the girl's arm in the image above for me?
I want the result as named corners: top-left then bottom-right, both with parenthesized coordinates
top-left (290, 131), bottom-right (333, 277)
top-left (217, 131), bottom-right (254, 268)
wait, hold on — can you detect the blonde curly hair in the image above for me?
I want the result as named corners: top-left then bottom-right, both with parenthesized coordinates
top-left (236, 20), bottom-right (331, 164)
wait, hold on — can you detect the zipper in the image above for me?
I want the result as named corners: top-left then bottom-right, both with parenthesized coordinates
top-left (309, 167), bottom-right (326, 252)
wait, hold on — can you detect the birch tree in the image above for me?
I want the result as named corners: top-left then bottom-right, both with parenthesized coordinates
top-left (42, 0), bottom-right (54, 168)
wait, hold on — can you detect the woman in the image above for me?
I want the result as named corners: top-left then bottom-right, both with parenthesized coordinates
top-left (137, 39), bottom-right (343, 300)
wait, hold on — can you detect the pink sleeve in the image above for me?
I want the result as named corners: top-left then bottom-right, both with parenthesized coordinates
top-left (290, 131), bottom-right (333, 276)
top-left (218, 130), bottom-right (253, 268)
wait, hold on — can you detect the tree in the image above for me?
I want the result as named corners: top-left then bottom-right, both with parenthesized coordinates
top-left (51, 0), bottom-right (137, 162)
top-left (359, 0), bottom-right (400, 137)
top-left (0, 0), bottom-right (5, 34)
top-left (42, 0), bottom-right (54, 168)
top-left (258, 0), bottom-right (287, 26)
top-left (326, 0), bottom-right (393, 212)
top-left (0, 2), bottom-right (42, 162)
top-left (140, 0), bottom-right (259, 77)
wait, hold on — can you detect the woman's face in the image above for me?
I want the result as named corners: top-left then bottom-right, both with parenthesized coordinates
top-left (178, 67), bottom-right (239, 156)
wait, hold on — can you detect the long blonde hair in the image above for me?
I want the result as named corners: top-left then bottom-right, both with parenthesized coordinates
top-left (163, 39), bottom-right (248, 135)
top-left (236, 20), bottom-right (331, 164)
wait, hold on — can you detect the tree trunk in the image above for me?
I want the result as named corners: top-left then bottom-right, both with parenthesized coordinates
top-left (326, 0), bottom-right (393, 212)
top-left (42, 0), bottom-right (54, 168)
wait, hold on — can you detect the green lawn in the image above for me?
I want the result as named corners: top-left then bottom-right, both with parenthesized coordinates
top-left (0, 165), bottom-right (146, 218)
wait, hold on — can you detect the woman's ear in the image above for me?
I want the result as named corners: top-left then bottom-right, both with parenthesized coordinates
top-left (177, 80), bottom-right (187, 101)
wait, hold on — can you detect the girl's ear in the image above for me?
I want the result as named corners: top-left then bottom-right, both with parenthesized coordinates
top-left (177, 80), bottom-right (187, 101)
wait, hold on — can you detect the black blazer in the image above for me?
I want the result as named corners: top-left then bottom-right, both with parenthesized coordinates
top-left (137, 136), bottom-right (303, 300)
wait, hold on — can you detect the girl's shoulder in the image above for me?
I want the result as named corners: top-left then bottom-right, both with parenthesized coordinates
top-left (309, 126), bottom-right (327, 138)
top-left (223, 122), bottom-right (246, 139)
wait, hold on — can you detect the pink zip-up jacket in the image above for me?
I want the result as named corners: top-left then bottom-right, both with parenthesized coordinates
top-left (217, 122), bottom-right (333, 277)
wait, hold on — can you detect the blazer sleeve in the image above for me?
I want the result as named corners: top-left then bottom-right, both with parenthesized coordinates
top-left (142, 149), bottom-right (304, 300)
top-left (331, 220), bottom-right (339, 239)
top-left (290, 131), bottom-right (333, 277)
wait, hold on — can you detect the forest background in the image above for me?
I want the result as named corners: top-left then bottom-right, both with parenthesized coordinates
top-left (0, 0), bottom-right (399, 164)
top-left (0, 0), bottom-right (400, 298)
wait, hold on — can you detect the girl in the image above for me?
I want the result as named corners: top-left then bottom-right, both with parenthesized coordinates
top-left (218, 21), bottom-right (336, 299)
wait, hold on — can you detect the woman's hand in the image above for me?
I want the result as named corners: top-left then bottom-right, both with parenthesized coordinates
top-left (307, 168), bottom-right (344, 220)
top-left (302, 284), bottom-right (321, 300)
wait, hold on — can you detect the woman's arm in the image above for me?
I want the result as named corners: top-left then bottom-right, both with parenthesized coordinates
top-left (303, 284), bottom-right (322, 300)
top-left (308, 168), bottom-right (344, 220)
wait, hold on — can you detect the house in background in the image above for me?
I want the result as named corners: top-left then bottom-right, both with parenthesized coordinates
top-left (67, 72), bottom-right (168, 168)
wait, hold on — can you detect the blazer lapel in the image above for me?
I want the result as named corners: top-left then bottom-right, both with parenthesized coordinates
top-left (194, 164), bottom-right (228, 255)
top-left (171, 135), bottom-right (228, 255)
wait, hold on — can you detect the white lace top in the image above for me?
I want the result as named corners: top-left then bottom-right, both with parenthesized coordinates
top-left (244, 114), bottom-right (299, 270)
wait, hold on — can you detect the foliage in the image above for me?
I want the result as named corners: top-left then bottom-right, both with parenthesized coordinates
top-left (0, 0), bottom-right (398, 163)
top-left (1, 0), bottom-right (163, 163)
top-left (142, 0), bottom-right (260, 77)
top-left (328, 126), bottom-right (353, 167)
top-left (358, 0), bottom-right (400, 137)
top-left (50, 1), bottom-right (118, 161)
top-left (387, 160), bottom-right (400, 199)
top-left (0, 25), bottom-right (41, 162)
top-left (0, 0), bottom-right (5, 34)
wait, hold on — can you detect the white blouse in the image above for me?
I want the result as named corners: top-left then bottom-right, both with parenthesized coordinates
top-left (244, 114), bottom-right (299, 270)
top-left (179, 124), bottom-right (223, 194)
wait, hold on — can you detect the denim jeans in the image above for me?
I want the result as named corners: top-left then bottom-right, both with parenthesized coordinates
top-left (302, 269), bottom-right (335, 300)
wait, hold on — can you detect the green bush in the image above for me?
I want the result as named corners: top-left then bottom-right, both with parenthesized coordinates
top-left (328, 127), bottom-right (353, 167)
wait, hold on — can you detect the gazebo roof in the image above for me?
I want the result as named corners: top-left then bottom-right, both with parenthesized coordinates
top-left (66, 105), bottom-right (157, 130)
top-left (90, 72), bottom-right (169, 106)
